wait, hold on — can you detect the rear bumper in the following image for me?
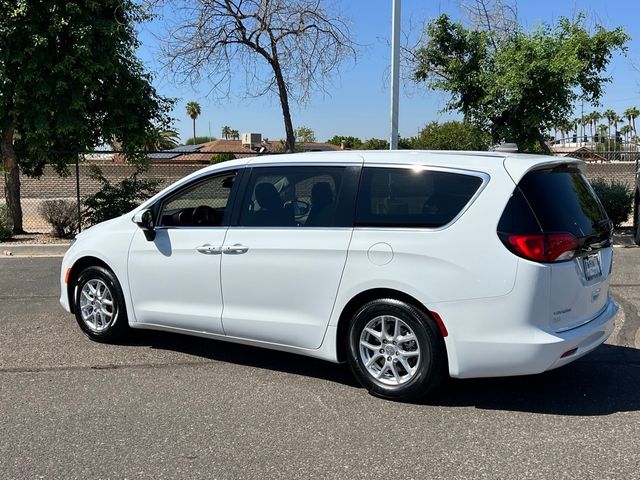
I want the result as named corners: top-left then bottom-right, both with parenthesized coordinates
top-left (445, 296), bottom-right (618, 379)
top-left (543, 298), bottom-right (618, 371)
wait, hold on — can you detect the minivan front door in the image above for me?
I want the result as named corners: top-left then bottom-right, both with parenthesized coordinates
top-left (128, 169), bottom-right (239, 333)
top-left (220, 162), bottom-right (361, 349)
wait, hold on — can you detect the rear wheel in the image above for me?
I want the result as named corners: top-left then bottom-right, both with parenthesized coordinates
top-left (347, 299), bottom-right (447, 401)
top-left (74, 266), bottom-right (129, 342)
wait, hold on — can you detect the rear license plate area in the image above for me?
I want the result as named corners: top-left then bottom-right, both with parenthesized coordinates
top-left (582, 253), bottom-right (602, 281)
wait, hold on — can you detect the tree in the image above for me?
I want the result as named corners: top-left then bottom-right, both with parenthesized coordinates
top-left (294, 127), bottom-right (316, 144)
top-left (597, 124), bottom-right (609, 144)
top-left (624, 107), bottom-right (639, 134)
top-left (590, 111), bottom-right (602, 140)
top-left (603, 109), bottom-right (617, 149)
top-left (556, 119), bottom-right (571, 145)
top-left (620, 125), bottom-right (632, 143)
top-left (221, 126), bottom-right (232, 140)
top-left (145, 128), bottom-right (180, 151)
top-left (411, 13), bottom-right (628, 153)
top-left (613, 114), bottom-right (623, 145)
top-left (162, 0), bottom-right (355, 152)
top-left (361, 138), bottom-right (390, 150)
top-left (186, 101), bottom-right (201, 145)
top-left (230, 129), bottom-right (240, 141)
top-left (408, 121), bottom-right (491, 151)
top-left (327, 135), bottom-right (363, 149)
top-left (0, 0), bottom-right (170, 233)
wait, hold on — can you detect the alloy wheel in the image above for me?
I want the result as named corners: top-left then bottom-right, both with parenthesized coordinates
top-left (358, 315), bottom-right (421, 386)
top-left (79, 279), bottom-right (115, 333)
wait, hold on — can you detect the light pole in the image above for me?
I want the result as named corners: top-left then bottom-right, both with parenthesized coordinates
top-left (390, 0), bottom-right (401, 150)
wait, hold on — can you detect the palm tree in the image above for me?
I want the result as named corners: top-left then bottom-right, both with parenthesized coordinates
top-left (614, 115), bottom-right (623, 147)
top-left (590, 112), bottom-right (601, 143)
top-left (185, 101), bottom-right (201, 145)
top-left (558, 119), bottom-right (573, 146)
top-left (621, 125), bottom-right (632, 144)
top-left (142, 127), bottom-right (180, 152)
top-left (603, 109), bottom-right (617, 150)
top-left (571, 118), bottom-right (580, 144)
top-left (597, 124), bottom-right (608, 140)
top-left (624, 107), bottom-right (639, 134)
top-left (230, 129), bottom-right (240, 140)
top-left (156, 129), bottom-right (180, 150)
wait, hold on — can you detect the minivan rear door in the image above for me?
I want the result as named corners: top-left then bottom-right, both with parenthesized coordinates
top-left (502, 160), bottom-right (613, 332)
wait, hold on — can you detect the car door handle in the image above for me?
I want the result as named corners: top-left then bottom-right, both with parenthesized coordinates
top-left (195, 244), bottom-right (222, 255)
top-left (223, 244), bottom-right (249, 255)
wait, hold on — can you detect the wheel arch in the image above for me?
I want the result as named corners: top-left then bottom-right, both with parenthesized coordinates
top-left (334, 288), bottom-right (448, 363)
top-left (66, 256), bottom-right (113, 313)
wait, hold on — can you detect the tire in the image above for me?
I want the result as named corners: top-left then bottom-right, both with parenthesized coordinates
top-left (73, 266), bottom-right (129, 343)
top-left (347, 298), bottom-right (447, 401)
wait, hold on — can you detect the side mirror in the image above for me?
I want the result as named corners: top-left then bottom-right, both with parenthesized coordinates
top-left (133, 209), bottom-right (156, 241)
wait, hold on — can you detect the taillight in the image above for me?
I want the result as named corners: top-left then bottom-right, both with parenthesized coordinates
top-left (501, 233), bottom-right (578, 263)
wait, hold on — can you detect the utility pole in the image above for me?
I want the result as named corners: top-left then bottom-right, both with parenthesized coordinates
top-left (390, 0), bottom-right (401, 150)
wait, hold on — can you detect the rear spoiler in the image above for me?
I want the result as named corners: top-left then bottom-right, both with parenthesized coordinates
top-left (503, 156), bottom-right (585, 185)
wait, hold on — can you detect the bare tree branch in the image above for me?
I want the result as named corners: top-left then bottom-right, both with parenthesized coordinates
top-left (460, 0), bottom-right (519, 47)
top-left (154, 0), bottom-right (356, 151)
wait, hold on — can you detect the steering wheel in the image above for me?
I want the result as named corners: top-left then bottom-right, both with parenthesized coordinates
top-left (192, 205), bottom-right (216, 226)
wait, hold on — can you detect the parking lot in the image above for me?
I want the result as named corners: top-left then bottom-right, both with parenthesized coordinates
top-left (1, 251), bottom-right (639, 479)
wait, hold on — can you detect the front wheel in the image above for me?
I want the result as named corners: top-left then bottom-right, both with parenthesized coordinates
top-left (347, 299), bottom-right (447, 401)
top-left (74, 266), bottom-right (129, 343)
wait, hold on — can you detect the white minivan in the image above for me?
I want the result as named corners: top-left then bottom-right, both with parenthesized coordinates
top-left (60, 151), bottom-right (619, 400)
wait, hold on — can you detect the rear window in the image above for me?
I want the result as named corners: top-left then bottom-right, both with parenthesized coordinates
top-left (355, 167), bottom-right (484, 228)
top-left (498, 166), bottom-right (611, 239)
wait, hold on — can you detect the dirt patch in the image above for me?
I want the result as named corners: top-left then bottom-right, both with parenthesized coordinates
top-left (0, 232), bottom-right (71, 245)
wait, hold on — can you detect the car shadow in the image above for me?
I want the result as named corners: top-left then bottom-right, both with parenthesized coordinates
top-left (425, 344), bottom-right (640, 416)
top-left (126, 329), bottom-right (361, 388)
top-left (126, 331), bottom-right (640, 416)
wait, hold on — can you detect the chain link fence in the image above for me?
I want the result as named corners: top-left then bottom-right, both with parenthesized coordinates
top-left (0, 152), bottom-right (224, 233)
top-left (1, 149), bottom-right (638, 234)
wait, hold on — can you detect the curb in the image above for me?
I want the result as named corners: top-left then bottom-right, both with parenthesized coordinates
top-left (0, 243), bottom-right (70, 257)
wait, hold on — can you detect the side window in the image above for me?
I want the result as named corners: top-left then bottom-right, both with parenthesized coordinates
top-left (355, 167), bottom-right (483, 228)
top-left (159, 171), bottom-right (237, 227)
top-left (237, 166), bottom-right (354, 227)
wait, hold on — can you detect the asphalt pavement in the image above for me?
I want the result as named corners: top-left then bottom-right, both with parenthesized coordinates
top-left (1, 251), bottom-right (639, 479)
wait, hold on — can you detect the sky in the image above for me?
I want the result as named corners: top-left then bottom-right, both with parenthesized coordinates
top-left (137, 1), bottom-right (640, 144)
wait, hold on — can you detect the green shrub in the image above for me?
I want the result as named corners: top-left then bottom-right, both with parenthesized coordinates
top-left (359, 138), bottom-right (389, 150)
top-left (407, 121), bottom-right (491, 151)
top-left (0, 204), bottom-right (13, 241)
top-left (590, 178), bottom-right (634, 228)
top-left (327, 135), bottom-right (363, 149)
top-left (38, 199), bottom-right (78, 238)
top-left (211, 152), bottom-right (236, 164)
top-left (83, 165), bottom-right (162, 226)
